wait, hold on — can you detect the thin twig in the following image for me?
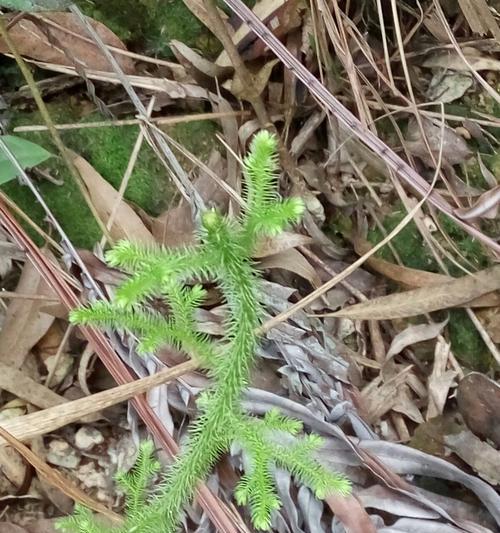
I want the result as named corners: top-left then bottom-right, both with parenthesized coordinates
top-left (14, 110), bottom-right (249, 133)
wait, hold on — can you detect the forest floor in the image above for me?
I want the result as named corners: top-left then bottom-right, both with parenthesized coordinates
top-left (0, 0), bottom-right (499, 531)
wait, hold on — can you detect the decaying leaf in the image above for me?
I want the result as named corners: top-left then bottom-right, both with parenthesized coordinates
top-left (170, 40), bottom-right (232, 82)
top-left (426, 71), bottom-right (473, 104)
top-left (405, 117), bottom-right (472, 167)
top-left (386, 319), bottom-right (448, 360)
top-left (455, 184), bottom-right (500, 220)
top-left (361, 365), bottom-right (414, 423)
top-left (444, 429), bottom-right (500, 485)
top-left (353, 236), bottom-right (500, 307)
top-left (422, 47), bottom-right (500, 72)
top-left (426, 338), bottom-right (457, 421)
top-left (457, 373), bottom-right (500, 447)
top-left (253, 231), bottom-right (312, 258)
top-left (227, 58), bottom-right (279, 99)
top-left (320, 265), bottom-right (500, 320)
top-left (258, 248), bottom-right (321, 287)
top-left (72, 153), bottom-right (155, 244)
top-left (0, 13), bottom-right (135, 73)
top-left (0, 257), bottom-right (56, 368)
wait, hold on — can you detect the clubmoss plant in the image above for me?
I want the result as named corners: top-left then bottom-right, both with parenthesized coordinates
top-left (60, 131), bottom-right (351, 533)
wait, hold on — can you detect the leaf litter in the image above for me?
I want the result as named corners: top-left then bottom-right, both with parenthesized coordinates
top-left (0, 0), bottom-right (499, 531)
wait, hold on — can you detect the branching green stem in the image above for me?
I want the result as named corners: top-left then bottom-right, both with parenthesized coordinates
top-left (60, 131), bottom-right (350, 533)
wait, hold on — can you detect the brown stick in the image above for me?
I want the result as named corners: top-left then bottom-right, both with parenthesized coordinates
top-left (0, 361), bottom-right (198, 447)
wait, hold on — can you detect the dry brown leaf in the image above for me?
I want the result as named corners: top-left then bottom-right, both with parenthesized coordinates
top-left (444, 429), bottom-right (500, 485)
top-left (0, 13), bottom-right (134, 74)
top-left (361, 366), bottom-right (414, 423)
top-left (426, 338), bottom-right (457, 420)
top-left (72, 153), bottom-right (155, 244)
top-left (386, 319), bottom-right (448, 360)
top-left (170, 39), bottom-right (232, 81)
top-left (457, 373), bottom-right (500, 447)
top-left (405, 117), bottom-right (472, 167)
top-left (422, 47), bottom-right (500, 72)
top-left (353, 236), bottom-right (500, 307)
top-left (455, 184), bottom-right (500, 220)
top-left (258, 248), bottom-right (321, 287)
top-left (0, 257), bottom-right (56, 368)
top-left (151, 151), bottom-right (229, 247)
top-left (324, 494), bottom-right (377, 533)
top-left (478, 306), bottom-right (500, 343)
top-left (458, 0), bottom-right (500, 41)
top-left (227, 58), bottom-right (279, 99)
top-left (320, 265), bottom-right (500, 320)
top-left (253, 231), bottom-right (312, 258)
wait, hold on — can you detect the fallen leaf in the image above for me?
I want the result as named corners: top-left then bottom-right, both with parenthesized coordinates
top-left (227, 58), bottom-right (279, 99)
top-left (405, 117), bottom-right (472, 167)
top-left (422, 47), bottom-right (500, 72)
top-left (71, 153), bottom-right (155, 244)
top-left (444, 429), bottom-right (500, 485)
top-left (253, 231), bottom-right (312, 258)
top-left (457, 373), bottom-right (500, 447)
top-left (478, 306), bottom-right (500, 343)
top-left (258, 248), bottom-right (321, 287)
top-left (151, 150), bottom-right (229, 247)
top-left (386, 319), bottom-right (448, 360)
top-left (0, 13), bottom-right (135, 73)
top-left (458, 0), bottom-right (500, 40)
top-left (427, 71), bottom-right (473, 103)
top-left (0, 257), bottom-right (56, 368)
top-left (426, 337), bottom-right (457, 420)
top-left (320, 265), bottom-right (500, 320)
top-left (361, 365), bottom-right (414, 423)
top-left (352, 236), bottom-right (500, 307)
top-left (325, 494), bottom-right (377, 533)
top-left (0, 134), bottom-right (52, 185)
top-left (170, 40), bottom-right (232, 81)
top-left (454, 184), bottom-right (500, 220)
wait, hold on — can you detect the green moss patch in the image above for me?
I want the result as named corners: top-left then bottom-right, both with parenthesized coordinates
top-left (76, 0), bottom-right (221, 58)
top-left (2, 102), bottom-right (219, 249)
top-left (448, 309), bottom-right (491, 371)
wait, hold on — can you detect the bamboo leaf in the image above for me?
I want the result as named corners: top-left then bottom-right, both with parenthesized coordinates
top-left (0, 135), bottom-right (51, 185)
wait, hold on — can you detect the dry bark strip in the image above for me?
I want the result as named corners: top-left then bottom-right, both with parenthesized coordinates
top-left (0, 361), bottom-right (197, 448)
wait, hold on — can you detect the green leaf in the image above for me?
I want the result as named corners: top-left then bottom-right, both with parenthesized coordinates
top-left (0, 0), bottom-right (70, 11)
top-left (0, 135), bottom-right (52, 185)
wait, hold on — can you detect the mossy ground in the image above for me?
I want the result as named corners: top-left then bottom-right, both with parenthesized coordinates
top-left (2, 101), bottom-right (218, 249)
top-left (367, 203), bottom-right (493, 370)
top-left (76, 0), bottom-right (221, 58)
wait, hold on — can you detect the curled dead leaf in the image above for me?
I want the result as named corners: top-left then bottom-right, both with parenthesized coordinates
top-left (405, 117), bottom-right (472, 167)
top-left (455, 184), bottom-right (500, 220)
top-left (386, 319), bottom-right (448, 360)
top-left (0, 13), bottom-right (135, 74)
top-left (258, 248), bottom-right (321, 287)
top-left (71, 153), bottom-right (155, 244)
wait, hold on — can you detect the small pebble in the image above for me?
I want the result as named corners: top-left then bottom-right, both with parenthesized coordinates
top-left (74, 426), bottom-right (104, 451)
top-left (47, 440), bottom-right (80, 469)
